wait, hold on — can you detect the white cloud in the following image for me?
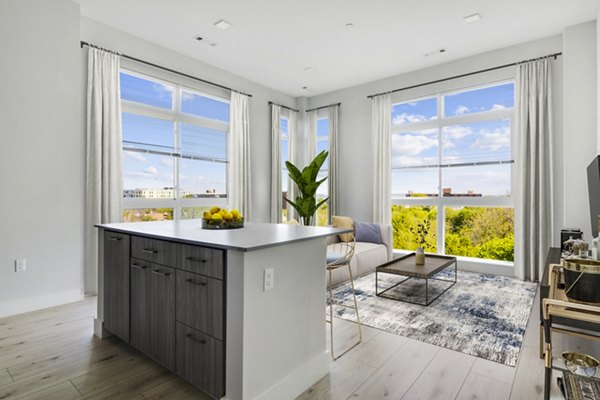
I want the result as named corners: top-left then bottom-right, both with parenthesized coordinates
top-left (123, 151), bottom-right (147, 163)
top-left (392, 113), bottom-right (437, 125)
top-left (144, 166), bottom-right (159, 175)
top-left (391, 132), bottom-right (437, 157)
top-left (443, 125), bottom-right (473, 139)
top-left (491, 104), bottom-right (506, 110)
top-left (160, 157), bottom-right (174, 167)
top-left (471, 127), bottom-right (510, 151)
top-left (153, 83), bottom-right (174, 98)
top-left (455, 105), bottom-right (469, 115)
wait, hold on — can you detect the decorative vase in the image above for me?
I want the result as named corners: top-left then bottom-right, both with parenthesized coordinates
top-left (415, 247), bottom-right (425, 265)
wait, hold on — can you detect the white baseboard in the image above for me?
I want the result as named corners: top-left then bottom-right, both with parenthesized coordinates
top-left (0, 289), bottom-right (84, 319)
top-left (253, 352), bottom-right (329, 400)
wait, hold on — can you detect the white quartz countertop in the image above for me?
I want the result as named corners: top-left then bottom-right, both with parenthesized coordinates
top-left (96, 220), bottom-right (350, 252)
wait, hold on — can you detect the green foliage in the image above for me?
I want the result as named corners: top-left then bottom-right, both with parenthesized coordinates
top-left (391, 205), bottom-right (514, 262)
top-left (285, 150), bottom-right (329, 225)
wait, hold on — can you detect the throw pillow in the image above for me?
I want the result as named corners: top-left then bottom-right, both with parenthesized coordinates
top-left (332, 215), bottom-right (354, 242)
top-left (354, 221), bottom-right (382, 244)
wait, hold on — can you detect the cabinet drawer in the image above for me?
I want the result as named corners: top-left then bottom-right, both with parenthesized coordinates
top-left (176, 270), bottom-right (223, 340)
top-left (176, 322), bottom-right (224, 399)
top-left (178, 243), bottom-right (224, 280)
top-left (131, 236), bottom-right (177, 267)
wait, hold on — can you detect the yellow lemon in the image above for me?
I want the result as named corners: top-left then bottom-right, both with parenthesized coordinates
top-left (231, 209), bottom-right (240, 218)
top-left (223, 212), bottom-right (233, 221)
top-left (203, 211), bottom-right (212, 220)
top-left (209, 206), bottom-right (221, 214)
top-left (219, 209), bottom-right (228, 216)
top-left (211, 213), bottom-right (223, 221)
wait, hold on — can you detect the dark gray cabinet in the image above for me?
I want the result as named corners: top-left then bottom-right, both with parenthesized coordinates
top-left (176, 322), bottom-right (224, 399)
top-left (176, 270), bottom-right (224, 340)
top-left (130, 259), bottom-right (176, 370)
top-left (149, 264), bottom-right (176, 370)
top-left (103, 230), bottom-right (130, 342)
top-left (102, 230), bottom-right (225, 399)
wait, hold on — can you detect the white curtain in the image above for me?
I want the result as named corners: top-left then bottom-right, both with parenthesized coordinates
top-left (328, 105), bottom-right (340, 222)
top-left (307, 110), bottom-right (317, 165)
top-left (372, 94), bottom-right (392, 224)
top-left (515, 59), bottom-right (554, 281)
top-left (270, 105), bottom-right (282, 223)
top-left (84, 48), bottom-right (123, 294)
top-left (287, 110), bottom-right (299, 221)
top-left (228, 92), bottom-right (251, 221)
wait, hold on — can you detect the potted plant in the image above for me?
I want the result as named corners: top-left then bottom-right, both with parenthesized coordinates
top-left (285, 150), bottom-right (329, 226)
top-left (410, 219), bottom-right (431, 265)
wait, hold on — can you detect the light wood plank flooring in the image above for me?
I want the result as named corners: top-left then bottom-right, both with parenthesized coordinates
top-left (0, 290), bottom-right (580, 399)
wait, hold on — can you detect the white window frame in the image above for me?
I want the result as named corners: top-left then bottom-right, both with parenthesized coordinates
top-left (120, 68), bottom-right (230, 219)
top-left (391, 80), bottom-right (515, 257)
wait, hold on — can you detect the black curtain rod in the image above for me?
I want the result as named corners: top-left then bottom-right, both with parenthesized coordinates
top-left (80, 41), bottom-right (253, 98)
top-left (268, 101), bottom-right (299, 113)
top-left (305, 102), bottom-right (341, 113)
top-left (367, 52), bottom-right (562, 99)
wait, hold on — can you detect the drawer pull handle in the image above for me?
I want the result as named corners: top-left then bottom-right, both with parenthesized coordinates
top-left (141, 249), bottom-right (158, 254)
top-left (185, 278), bottom-right (207, 286)
top-left (131, 264), bottom-right (147, 270)
top-left (152, 269), bottom-right (170, 277)
top-left (185, 333), bottom-right (207, 344)
top-left (186, 257), bottom-right (207, 263)
top-left (108, 236), bottom-right (122, 241)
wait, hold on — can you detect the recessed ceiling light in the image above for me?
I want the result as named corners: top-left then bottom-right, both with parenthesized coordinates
top-left (194, 35), bottom-right (203, 41)
top-left (210, 43), bottom-right (218, 47)
top-left (302, 86), bottom-right (308, 90)
top-left (463, 13), bottom-right (481, 24)
top-left (214, 20), bottom-right (232, 30)
top-left (304, 66), bottom-right (316, 73)
top-left (345, 23), bottom-right (354, 29)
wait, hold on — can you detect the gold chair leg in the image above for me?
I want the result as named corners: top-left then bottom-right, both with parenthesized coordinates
top-left (327, 264), bottom-right (362, 361)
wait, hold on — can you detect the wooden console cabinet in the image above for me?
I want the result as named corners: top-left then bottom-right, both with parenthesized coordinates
top-left (102, 230), bottom-right (225, 399)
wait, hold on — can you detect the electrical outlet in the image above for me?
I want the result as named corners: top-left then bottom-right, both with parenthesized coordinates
top-left (264, 268), bottom-right (274, 291)
top-left (15, 259), bottom-right (26, 272)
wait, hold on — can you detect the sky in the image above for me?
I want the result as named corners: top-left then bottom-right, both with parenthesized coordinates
top-left (120, 72), bottom-right (229, 195)
top-left (120, 72), bottom-right (513, 200)
top-left (391, 82), bottom-right (514, 197)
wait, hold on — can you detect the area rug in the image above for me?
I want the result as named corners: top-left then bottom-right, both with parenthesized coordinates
top-left (330, 270), bottom-right (537, 366)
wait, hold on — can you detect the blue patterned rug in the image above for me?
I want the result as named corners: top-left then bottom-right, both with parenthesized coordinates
top-left (330, 270), bottom-right (537, 366)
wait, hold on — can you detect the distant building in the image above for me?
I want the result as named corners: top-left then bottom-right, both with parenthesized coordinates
top-left (123, 187), bottom-right (192, 198)
top-left (406, 188), bottom-right (482, 197)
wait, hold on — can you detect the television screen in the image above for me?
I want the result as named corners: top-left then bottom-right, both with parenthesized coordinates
top-left (587, 155), bottom-right (600, 238)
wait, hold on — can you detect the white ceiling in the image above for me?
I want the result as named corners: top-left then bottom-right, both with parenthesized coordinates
top-left (77, 0), bottom-right (598, 97)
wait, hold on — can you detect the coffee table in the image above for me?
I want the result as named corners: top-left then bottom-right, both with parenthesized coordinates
top-left (375, 253), bottom-right (457, 306)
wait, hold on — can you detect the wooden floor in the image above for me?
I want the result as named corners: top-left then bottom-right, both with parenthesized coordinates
top-left (0, 291), bottom-right (590, 399)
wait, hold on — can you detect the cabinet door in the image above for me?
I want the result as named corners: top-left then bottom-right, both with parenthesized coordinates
top-left (103, 230), bottom-right (130, 342)
top-left (130, 259), bottom-right (151, 353)
top-left (149, 265), bottom-right (176, 370)
top-left (176, 322), bottom-right (224, 399)
top-left (176, 270), bottom-right (223, 340)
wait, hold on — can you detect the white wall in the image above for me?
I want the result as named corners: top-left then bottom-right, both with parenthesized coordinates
top-left (0, 0), bottom-right (84, 317)
top-left (80, 18), bottom-right (297, 292)
top-left (563, 21), bottom-right (597, 241)
top-left (307, 35), bottom-right (566, 251)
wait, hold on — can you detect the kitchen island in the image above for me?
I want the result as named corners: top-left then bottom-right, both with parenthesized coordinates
top-left (95, 220), bottom-right (348, 400)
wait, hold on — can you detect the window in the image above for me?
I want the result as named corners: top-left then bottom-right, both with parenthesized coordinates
top-left (316, 116), bottom-right (329, 226)
top-left (391, 82), bottom-right (514, 262)
top-left (120, 70), bottom-right (229, 222)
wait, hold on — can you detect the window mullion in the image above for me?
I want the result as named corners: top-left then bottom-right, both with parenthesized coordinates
top-left (437, 93), bottom-right (445, 255)
top-left (173, 85), bottom-right (181, 219)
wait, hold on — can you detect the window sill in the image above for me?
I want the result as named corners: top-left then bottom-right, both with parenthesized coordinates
top-left (393, 249), bottom-right (515, 277)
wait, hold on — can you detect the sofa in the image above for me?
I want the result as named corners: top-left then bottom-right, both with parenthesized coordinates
top-left (327, 221), bottom-right (393, 287)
